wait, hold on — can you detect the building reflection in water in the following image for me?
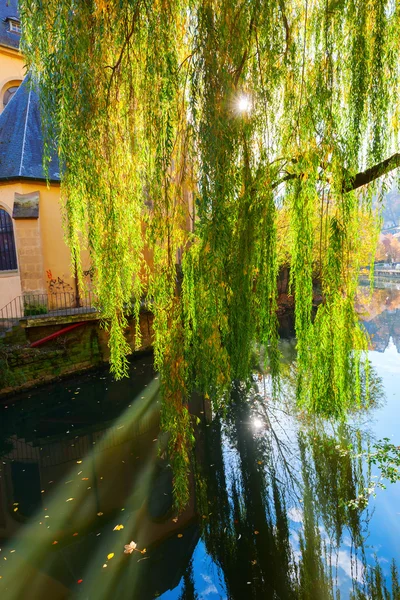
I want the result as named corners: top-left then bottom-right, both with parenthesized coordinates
top-left (0, 356), bottom-right (200, 599)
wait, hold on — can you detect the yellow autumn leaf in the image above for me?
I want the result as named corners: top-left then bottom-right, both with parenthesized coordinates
top-left (113, 524), bottom-right (124, 531)
top-left (107, 553), bottom-right (114, 560)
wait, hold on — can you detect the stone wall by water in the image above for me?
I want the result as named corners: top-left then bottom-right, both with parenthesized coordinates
top-left (0, 312), bottom-right (154, 396)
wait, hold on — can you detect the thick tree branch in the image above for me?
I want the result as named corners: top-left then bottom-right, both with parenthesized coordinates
top-left (233, 7), bottom-right (258, 87)
top-left (278, 0), bottom-right (291, 61)
top-left (272, 153), bottom-right (400, 192)
top-left (342, 153), bottom-right (400, 192)
top-left (272, 172), bottom-right (296, 189)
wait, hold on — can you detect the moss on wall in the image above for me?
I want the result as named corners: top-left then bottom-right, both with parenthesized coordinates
top-left (0, 312), bottom-right (154, 396)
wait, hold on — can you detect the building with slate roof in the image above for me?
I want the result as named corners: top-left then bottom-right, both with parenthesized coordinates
top-left (0, 2), bottom-right (86, 310)
top-left (0, 2), bottom-right (191, 313)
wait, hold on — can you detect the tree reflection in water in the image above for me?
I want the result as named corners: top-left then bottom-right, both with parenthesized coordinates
top-left (195, 370), bottom-right (400, 599)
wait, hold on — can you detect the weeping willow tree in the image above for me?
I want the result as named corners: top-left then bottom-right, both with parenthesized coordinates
top-left (20, 0), bottom-right (400, 506)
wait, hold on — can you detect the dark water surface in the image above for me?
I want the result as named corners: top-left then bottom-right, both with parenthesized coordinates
top-left (0, 287), bottom-right (399, 599)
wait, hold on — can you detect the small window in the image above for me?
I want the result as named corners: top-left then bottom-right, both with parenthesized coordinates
top-left (8, 19), bottom-right (21, 34)
top-left (3, 86), bottom-right (19, 109)
top-left (0, 209), bottom-right (18, 271)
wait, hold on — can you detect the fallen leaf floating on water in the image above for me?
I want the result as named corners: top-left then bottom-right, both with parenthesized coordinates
top-left (77, 579), bottom-right (83, 584)
top-left (254, 531), bottom-right (259, 535)
top-left (251, 560), bottom-right (257, 565)
top-left (76, 461), bottom-right (82, 464)
top-left (13, 508), bottom-right (18, 512)
top-left (141, 549), bottom-right (146, 554)
top-left (107, 553), bottom-right (114, 560)
top-left (172, 517), bottom-right (178, 523)
top-left (124, 541), bottom-right (137, 554)
top-left (73, 533), bottom-right (79, 537)
top-left (97, 512), bottom-right (104, 516)
top-left (113, 525), bottom-right (124, 531)
top-left (102, 564), bottom-right (107, 568)
top-left (66, 498), bottom-right (74, 502)
top-left (82, 478), bottom-right (89, 481)
top-left (52, 541), bottom-right (58, 545)
top-left (177, 534), bottom-right (183, 538)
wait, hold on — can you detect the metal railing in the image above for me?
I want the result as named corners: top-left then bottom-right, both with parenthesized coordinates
top-left (0, 291), bottom-right (97, 335)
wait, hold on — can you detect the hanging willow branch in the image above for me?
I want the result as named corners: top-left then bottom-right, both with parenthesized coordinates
top-left (19, 0), bottom-right (400, 509)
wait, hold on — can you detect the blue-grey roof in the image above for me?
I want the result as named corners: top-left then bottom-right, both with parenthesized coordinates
top-left (0, 78), bottom-right (60, 182)
top-left (0, 0), bottom-right (20, 50)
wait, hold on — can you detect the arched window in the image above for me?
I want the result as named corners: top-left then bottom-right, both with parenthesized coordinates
top-left (3, 86), bottom-right (19, 108)
top-left (0, 209), bottom-right (18, 271)
top-left (1, 80), bottom-right (22, 112)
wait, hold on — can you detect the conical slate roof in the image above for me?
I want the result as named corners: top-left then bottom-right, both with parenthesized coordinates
top-left (0, 77), bottom-right (60, 182)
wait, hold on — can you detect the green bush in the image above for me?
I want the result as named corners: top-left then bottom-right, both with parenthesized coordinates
top-left (24, 303), bottom-right (48, 316)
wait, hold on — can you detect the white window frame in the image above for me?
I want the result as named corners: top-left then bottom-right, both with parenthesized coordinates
top-left (9, 20), bottom-right (21, 34)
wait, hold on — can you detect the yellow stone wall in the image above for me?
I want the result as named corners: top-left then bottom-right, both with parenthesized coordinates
top-left (0, 182), bottom-right (91, 309)
top-left (0, 45), bottom-right (25, 112)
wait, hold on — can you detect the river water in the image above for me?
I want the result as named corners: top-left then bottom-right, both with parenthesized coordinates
top-left (0, 284), bottom-right (399, 599)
